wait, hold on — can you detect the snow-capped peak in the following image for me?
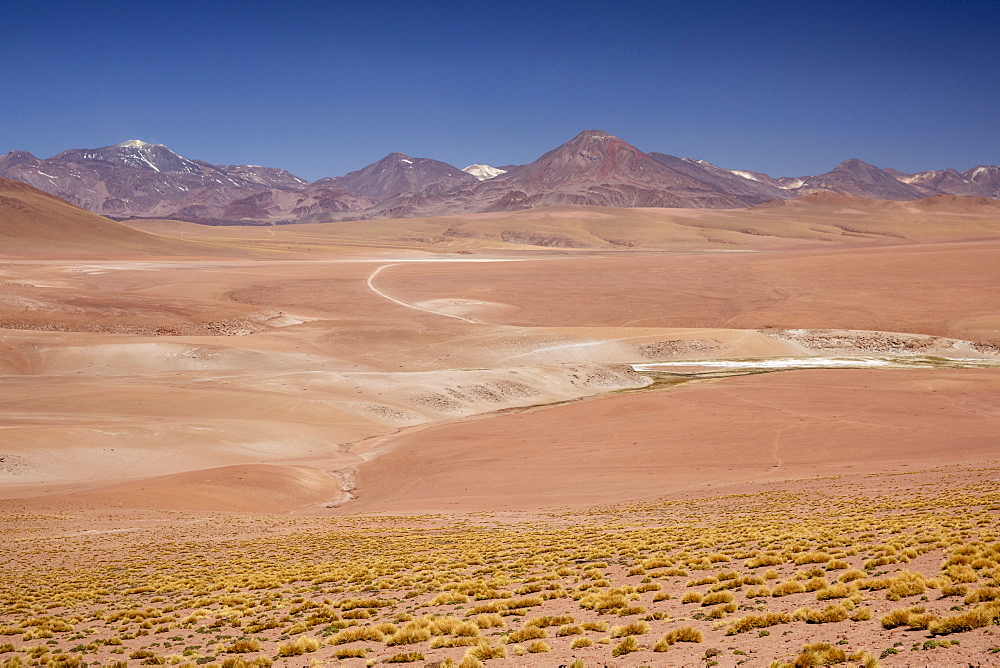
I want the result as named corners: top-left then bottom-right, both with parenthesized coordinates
top-left (106, 140), bottom-right (198, 173)
top-left (462, 164), bottom-right (506, 181)
top-left (117, 139), bottom-right (157, 149)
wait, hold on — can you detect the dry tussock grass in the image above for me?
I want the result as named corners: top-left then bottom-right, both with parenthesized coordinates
top-left (275, 636), bottom-right (319, 656)
top-left (2, 469), bottom-right (998, 665)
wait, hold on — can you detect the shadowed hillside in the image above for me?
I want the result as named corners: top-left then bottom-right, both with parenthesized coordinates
top-left (0, 178), bottom-right (197, 254)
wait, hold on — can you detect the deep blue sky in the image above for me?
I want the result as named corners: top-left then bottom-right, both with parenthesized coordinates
top-left (3, 1), bottom-right (997, 181)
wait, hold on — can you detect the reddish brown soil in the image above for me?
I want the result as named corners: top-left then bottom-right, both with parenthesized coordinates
top-left (373, 241), bottom-right (1000, 343)
top-left (346, 368), bottom-right (1000, 513)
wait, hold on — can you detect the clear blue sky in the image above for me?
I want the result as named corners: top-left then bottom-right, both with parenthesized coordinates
top-left (2, 0), bottom-right (997, 181)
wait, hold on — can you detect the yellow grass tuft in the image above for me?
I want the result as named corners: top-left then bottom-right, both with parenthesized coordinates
top-left (790, 642), bottom-right (848, 667)
top-left (526, 640), bottom-right (551, 653)
top-left (338, 598), bottom-right (390, 611)
top-left (793, 552), bottom-right (832, 565)
top-left (276, 637), bottom-right (320, 657)
top-left (472, 613), bottom-right (504, 629)
top-left (928, 602), bottom-right (1000, 635)
top-left (329, 626), bottom-right (385, 644)
top-left (611, 636), bottom-right (640, 657)
top-left (880, 606), bottom-right (927, 629)
top-left (746, 554), bottom-right (784, 568)
top-left (579, 588), bottom-right (634, 612)
top-left (466, 602), bottom-right (507, 616)
top-left (465, 640), bottom-right (506, 660)
top-left (426, 591), bottom-right (470, 606)
top-left (653, 624), bottom-right (704, 651)
top-left (885, 570), bottom-right (927, 600)
top-left (223, 638), bottom-right (261, 653)
top-left (524, 614), bottom-right (574, 628)
top-left (939, 582), bottom-right (968, 597)
top-left (815, 582), bottom-right (854, 600)
top-left (610, 620), bottom-right (649, 637)
top-left (850, 606), bottom-right (873, 621)
top-left (385, 652), bottom-right (425, 663)
top-left (707, 602), bottom-right (737, 619)
top-left (771, 580), bottom-right (807, 597)
top-left (333, 648), bottom-right (367, 659)
top-left (726, 612), bottom-right (790, 635)
top-left (430, 636), bottom-right (481, 649)
top-left (965, 586), bottom-right (1000, 605)
top-left (505, 626), bottom-right (546, 644)
top-left (556, 624), bottom-right (583, 636)
top-left (386, 624), bottom-right (433, 646)
top-left (791, 603), bottom-right (850, 624)
top-left (701, 591), bottom-right (734, 606)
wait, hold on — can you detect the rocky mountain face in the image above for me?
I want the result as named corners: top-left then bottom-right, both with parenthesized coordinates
top-left (962, 165), bottom-right (1000, 197)
top-left (795, 159), bottom-right (932, 200)
top-left (646, 153), bottom-right (793, 204)
top-left (0, 141), bottom-right (313, 222)
top-left (219, 164), bottom-right (308, 190)
top-left (1, 134), bottom-right (997, 225)
top-left (167, 182), bottom-right (375, 225)
top-left (790, 160), bottom-right (1000, 201)
top-left (376, 130), bottom-right (761, 217)
top-left (318, 152), bottom-right (478, 201)
top-left (892, 168), bottom-right (984, 197)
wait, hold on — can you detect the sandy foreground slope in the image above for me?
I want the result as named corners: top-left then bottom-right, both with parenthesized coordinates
top-left (2, 197), bottom-right (1000, 666)
top-left (2, 241), bottom-right (998, 513)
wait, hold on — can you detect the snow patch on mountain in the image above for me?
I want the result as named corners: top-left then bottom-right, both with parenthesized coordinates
top-left (729, 170), bottom-right (762, 183)
top-left (462, 164), bottom-right (507, 181)
top-left (117, 140), bottom-right (157, 148)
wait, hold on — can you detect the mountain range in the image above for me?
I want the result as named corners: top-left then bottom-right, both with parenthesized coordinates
top-left (1, 131), bottom-right (997, 225)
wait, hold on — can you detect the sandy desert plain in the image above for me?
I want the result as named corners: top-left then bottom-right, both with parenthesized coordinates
top-left (2, 181), bottom-right (1000, 667)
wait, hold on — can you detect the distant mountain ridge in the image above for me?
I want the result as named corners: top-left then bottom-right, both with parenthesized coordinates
top-left (0, 140), bottom-right (309, 220)
top-left (317, 152), bottom-right (478, 201)
top-left (1, 133), bottom-right (996, 225)
top-left (378, 130), bottom-right (759, 218)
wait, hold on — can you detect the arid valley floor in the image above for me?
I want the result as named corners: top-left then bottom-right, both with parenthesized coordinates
top-left (2, 185), bottom-right (1000, 667)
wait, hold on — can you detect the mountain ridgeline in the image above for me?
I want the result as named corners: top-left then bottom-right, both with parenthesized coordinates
top-left (1, 132), bottom-right (997, 225)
